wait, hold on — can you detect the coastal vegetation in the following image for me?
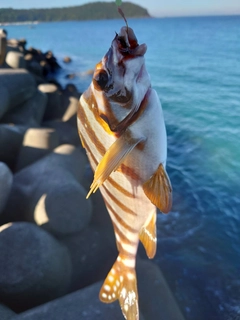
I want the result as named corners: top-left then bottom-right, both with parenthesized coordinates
top-left (0, 1), bottom-right (150, 23)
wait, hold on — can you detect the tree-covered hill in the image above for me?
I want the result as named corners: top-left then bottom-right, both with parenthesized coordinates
top-left (0, 2), bottom-right (150, 23)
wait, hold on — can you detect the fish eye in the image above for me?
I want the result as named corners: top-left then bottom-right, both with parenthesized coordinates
top-left (93, 70), bottom-right (109, 91)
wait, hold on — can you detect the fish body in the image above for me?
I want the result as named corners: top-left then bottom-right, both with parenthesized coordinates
top-left (77, 26), bottom-right (172, 320)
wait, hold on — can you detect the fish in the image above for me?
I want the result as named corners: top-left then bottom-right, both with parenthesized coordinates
top-left (77, 24), bottom-right (172, 320)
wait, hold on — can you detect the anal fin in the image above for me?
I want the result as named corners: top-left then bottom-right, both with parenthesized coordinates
top-left (99, 256), bottom-right (139, 320)
top-left (143, 163), bottom-right (172, 214)
top-left (139, 212), bottom-right (157, 259)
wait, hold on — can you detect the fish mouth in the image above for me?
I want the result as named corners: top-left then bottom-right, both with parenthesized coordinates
top-left (115, 26), bottom-right (147, 57)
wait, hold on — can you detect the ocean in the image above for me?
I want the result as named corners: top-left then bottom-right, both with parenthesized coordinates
top-left (5, 15), bottom-right (240, 320)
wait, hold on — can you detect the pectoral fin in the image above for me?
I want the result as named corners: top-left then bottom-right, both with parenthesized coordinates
top-left (139, 211), bottom-right (157, 259)
top-left (86, 134), bottom-right (145, 198)
top-left (143, 163), bottom-right (172, 213)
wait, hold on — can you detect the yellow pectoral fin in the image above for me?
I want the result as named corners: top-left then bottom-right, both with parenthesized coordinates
top-left (86, 134), bottom-right (145, 199)
top-left (139, 211), bottom-right (157, 259)
top-left (143, 163), bottom-right (172, 214)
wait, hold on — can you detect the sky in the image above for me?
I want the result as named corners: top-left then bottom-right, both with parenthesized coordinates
top-left (0, 0), bottom-right (240, 17)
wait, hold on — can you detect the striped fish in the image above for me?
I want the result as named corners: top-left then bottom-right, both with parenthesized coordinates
top-left (77, 26), bottom-right (172, 320)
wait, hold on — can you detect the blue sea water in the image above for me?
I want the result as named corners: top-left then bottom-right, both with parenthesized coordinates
top-left (5, 15), bottom-right (240, 320)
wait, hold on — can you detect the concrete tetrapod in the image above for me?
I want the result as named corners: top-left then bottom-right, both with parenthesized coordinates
top-left (0, 222), bottom-right (72, 312)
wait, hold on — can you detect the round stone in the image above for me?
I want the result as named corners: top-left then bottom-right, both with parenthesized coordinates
top-left (0, 222), bottom-right (71, 311)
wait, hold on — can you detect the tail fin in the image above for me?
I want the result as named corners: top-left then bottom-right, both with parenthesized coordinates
top-left (99, 256), bottom-right (139, 320)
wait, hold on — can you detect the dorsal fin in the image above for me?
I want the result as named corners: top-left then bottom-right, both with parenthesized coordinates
top-left (139, 211), bottom-right (157, 259)
top-left (143, 163), bottom-right (172, 214)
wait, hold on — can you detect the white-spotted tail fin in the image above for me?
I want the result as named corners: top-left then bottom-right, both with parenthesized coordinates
top-left (99, 257), bottom-right (139, 320)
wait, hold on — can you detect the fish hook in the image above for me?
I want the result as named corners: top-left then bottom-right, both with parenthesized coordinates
top-left (118, 7), bottom-right (129, 34)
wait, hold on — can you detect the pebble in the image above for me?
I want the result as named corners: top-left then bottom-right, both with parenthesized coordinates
top-left (0, 222), bottom-right (72, 312)
top-left (0, 162), bottom-right (13, 216)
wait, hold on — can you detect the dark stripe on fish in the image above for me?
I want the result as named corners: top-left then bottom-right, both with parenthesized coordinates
top-left (102, 185), bottom-right (137, 216)
top-left (78, 102), bottom-right (106, 156)
top-left (103, 196), bottom-right (138, 233)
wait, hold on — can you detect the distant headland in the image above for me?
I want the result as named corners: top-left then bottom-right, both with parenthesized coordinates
top-left (0, 1), bottom-right (150, 24)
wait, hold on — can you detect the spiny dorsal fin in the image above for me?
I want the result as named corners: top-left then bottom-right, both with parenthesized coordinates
top-left (99, 256), bottom-right (139, 320)
top-left (139, 212), bottom-right (157, 259)
top-left (143, 163), bottom-right (172, 214)
top-left (86, 133), bottom-right (145, 198)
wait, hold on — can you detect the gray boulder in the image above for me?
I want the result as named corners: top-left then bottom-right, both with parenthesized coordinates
top-left (1, 89), bottom-right (47, 126)
top-left (0, 162), bottom-right (13, 215)
top-left (0, 69), bottom-right (36, 117)
top-left (2, 144), bottom-right (91, 237)
top-left (61, 225), bottom-right (117, 291)
top-left (0, 304), bottom-right (16, 320)
top-left (0, 124), bottom-right (26, 170)
top-left (137, 259), bottom-right (185, 320)
top-left (11, 281), bottom-right (145, 320)
top-left (15, 127), bottom-right (59, 171)
top-left (0, 30), bottom-right (7, 65)
top-left (0, 222), bottom-right (72, 312)
top-left (5, 51), bottom-right (26, 69)
top-left (43, 119), bottom-right (81, 146)
top-left (38, 83), bottom-right (61, 120)
top-left (0, 85), bottom-right (9, 119)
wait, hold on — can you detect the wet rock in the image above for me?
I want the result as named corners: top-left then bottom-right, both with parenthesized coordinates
top-left (15, 128), bottom-right (59, 171)
top-left (0, 69), bottom-right (36, 113)
top-left (0, 162), bottom-right (13, 215)
top-left (11, 281), bottom-right (145, 320)
top-left (2, 145), bottom-right (90, 236)
top-left (0, 304), bottom-right (16, 320)
top-left (0, 124), bottom-right (26, 170)
top-left (38, 83), bottom-right (61, 120)
top-left (63, 56), bottom-right (72, 63)
top-left (1, 90), bottom-right (47, 126)
top-left (5, 51), bottom-right (26, 69)
top-left (0, 222), bottom-right (72, 312)
top-left (61, 225), bottom-right (117, 291)
top-left (137, 259), bottom-right (185, 320)
top-left (0, 30), bottom-right (7, 65)
top-left (65, 73), bottom-right (76, 79)
top-left (6, 39), bottom-right (22, 54)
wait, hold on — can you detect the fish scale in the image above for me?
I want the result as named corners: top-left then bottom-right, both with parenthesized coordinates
top-left (77, 25), bottom-right (172, 320)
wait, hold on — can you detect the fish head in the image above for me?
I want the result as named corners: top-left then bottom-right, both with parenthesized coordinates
top-left (91, 26), bottom-right (151, 132)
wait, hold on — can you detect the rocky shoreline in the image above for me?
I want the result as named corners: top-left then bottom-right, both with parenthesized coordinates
top-left (0, 29), bottom-right (185, 320)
